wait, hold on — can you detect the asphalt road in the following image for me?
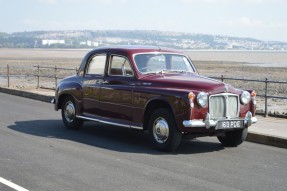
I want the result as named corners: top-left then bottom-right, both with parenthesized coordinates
top-left (0, 93), bottom-right (286, 191)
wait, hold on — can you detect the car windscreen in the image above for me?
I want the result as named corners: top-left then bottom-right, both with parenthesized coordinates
top-left (134, 53), bottom-right (195, 74)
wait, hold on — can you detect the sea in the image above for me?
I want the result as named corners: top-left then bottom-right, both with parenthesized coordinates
top-left (0, 48), bottom-right (287, 68)
top-left (185, 50), bottom-right (287, 68)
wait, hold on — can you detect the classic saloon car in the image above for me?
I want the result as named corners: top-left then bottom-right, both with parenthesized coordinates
top-left (53, 46), bottom-right (257, 151)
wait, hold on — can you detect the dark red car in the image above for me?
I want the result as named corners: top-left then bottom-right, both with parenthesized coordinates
top-left (52, 46), bottom-right (257, 151)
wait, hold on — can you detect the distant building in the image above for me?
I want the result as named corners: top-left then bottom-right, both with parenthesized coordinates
top-left (80, 40), bottom-right (99, 47)
top-left (87, 40), bottom-right (92, 46)
top-left (92, 42), bottom-right (99, 47)
top-left (42, 39), bottom-right (65, 46)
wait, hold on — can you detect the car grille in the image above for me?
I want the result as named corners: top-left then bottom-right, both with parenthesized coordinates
top-left (209, 94), bottom-right (239, 118)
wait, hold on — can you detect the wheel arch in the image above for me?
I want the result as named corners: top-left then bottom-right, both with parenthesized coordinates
top-left (55, 81), bottom-right (83, 112)
top-left (143, 98), bottom-right (175, 131)
top-left (58, 94), bottom-right (74, 109)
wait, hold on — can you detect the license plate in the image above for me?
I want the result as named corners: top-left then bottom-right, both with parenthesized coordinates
top-left (216, 120), bottom-right (244, 130)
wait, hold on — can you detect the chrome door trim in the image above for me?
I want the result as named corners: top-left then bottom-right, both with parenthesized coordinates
top-left (77, 115), bottom-right (143, 130)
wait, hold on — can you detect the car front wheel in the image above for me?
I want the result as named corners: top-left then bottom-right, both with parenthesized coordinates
top-left (217, 128), bottom-right (248, 147)
top-left (148, 108), bottom-right (182, 152)
top-left (61, 96), bottom-right (83, 129)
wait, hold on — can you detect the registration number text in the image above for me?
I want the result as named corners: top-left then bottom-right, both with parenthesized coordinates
top-left (216, 120), bottom-right (243, 129)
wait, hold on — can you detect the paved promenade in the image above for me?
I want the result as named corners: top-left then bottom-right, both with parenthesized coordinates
top-left (247, 116), bottom-right (287, 148)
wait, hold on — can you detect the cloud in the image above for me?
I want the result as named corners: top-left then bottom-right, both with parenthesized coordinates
top-left (37, 0), bottom-right (58, 4)
top-left (226, 17), bottom-right (286, 29)
top-left (180, 0), bottom-right (284, 4)
top-left (226, 17), bottom-right (263, 28)
top-left (36, 0), bottom-right (128, 5)
top-left (22, 18), bottom-right (106, 31)
top-left (238, 17), bottom-right (263, 27)
top-left (23, 19), bottom-right (42, 26)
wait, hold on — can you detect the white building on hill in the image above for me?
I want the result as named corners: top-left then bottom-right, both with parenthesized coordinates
top-left (42, 39), bottom-right (65, 46)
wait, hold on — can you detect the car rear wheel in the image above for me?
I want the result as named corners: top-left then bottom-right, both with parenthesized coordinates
top-left (148, 108), bottom-right (182, 152)
top-left (61, 96), bottom-right (83, 129)
top-left (217, 128), bottom-right (248, 147)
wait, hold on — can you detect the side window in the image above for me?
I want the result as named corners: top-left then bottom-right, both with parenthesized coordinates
top-left (109, 55), bottom-right (134, 77)
top-left (86, 54), bottom-right (106, 75)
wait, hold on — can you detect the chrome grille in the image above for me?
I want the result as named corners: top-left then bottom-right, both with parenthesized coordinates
top-left (209, 94), bottom-right (239, 118)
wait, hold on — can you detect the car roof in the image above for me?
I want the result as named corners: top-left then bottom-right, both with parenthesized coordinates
top-left (90, 45), bottom-right (183, 55)
top-left (78, 45), bottom-right (194, 78)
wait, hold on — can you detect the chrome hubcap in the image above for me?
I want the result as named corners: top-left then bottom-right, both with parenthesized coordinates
top-left (64, 101), bottom-right (75, 123)
top-left (153, 117), bottom-right (169, 143)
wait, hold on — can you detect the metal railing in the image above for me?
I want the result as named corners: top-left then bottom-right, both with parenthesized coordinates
top-left (0, 65), bottom-right (35, 87)
top-left (0, 65), bottom-right (78, 89)
top-left (210, 75), bottom-right (287, 117)
top-left (1, 65), bottom-right (286, 117)
top-left (33, 65), bottom-right (78, 88)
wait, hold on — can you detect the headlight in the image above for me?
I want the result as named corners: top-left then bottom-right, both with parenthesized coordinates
top-left (197, 92), bottom-right (208, 107)
top-left (241, 91), bottom-right (251, 104)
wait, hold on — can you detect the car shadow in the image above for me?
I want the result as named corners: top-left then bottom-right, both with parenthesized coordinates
top-left (8, 119), bottom-right (225, 155)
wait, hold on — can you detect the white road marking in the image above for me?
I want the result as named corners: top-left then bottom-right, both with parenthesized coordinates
top-left (0, 177), bottom-right (29, 191)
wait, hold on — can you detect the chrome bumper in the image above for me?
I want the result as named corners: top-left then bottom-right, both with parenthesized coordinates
top-left (51, 98), bottom-right (58, 111)
top-left (183, 111), bottom-right (257, 129)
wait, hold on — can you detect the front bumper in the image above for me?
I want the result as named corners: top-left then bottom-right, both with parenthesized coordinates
top-left (51, 98), bottom-right (58, 111)
top-left (183, 111), bottom-right (257, 129)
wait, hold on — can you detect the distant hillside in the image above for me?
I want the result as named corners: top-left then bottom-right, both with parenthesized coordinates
top-left (0, 30), bottom-right (286, 50)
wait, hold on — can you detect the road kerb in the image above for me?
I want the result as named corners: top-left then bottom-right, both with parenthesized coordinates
top-left (246, 132), bottom-right (287, 149)
top-left (0, 87), bottom-right (53, 103)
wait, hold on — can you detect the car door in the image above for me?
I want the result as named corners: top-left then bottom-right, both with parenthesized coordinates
top-left (100, 54), bottom-right (135, 127)
top-left (82, 53), bottom-right (107, 117)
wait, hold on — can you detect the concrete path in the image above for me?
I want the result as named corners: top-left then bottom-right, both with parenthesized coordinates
top-left (247, 116), bottom-right (287, 148)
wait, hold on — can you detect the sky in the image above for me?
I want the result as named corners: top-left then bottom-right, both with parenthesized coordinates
top-left (0, 0), bottom-right (286, 42)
